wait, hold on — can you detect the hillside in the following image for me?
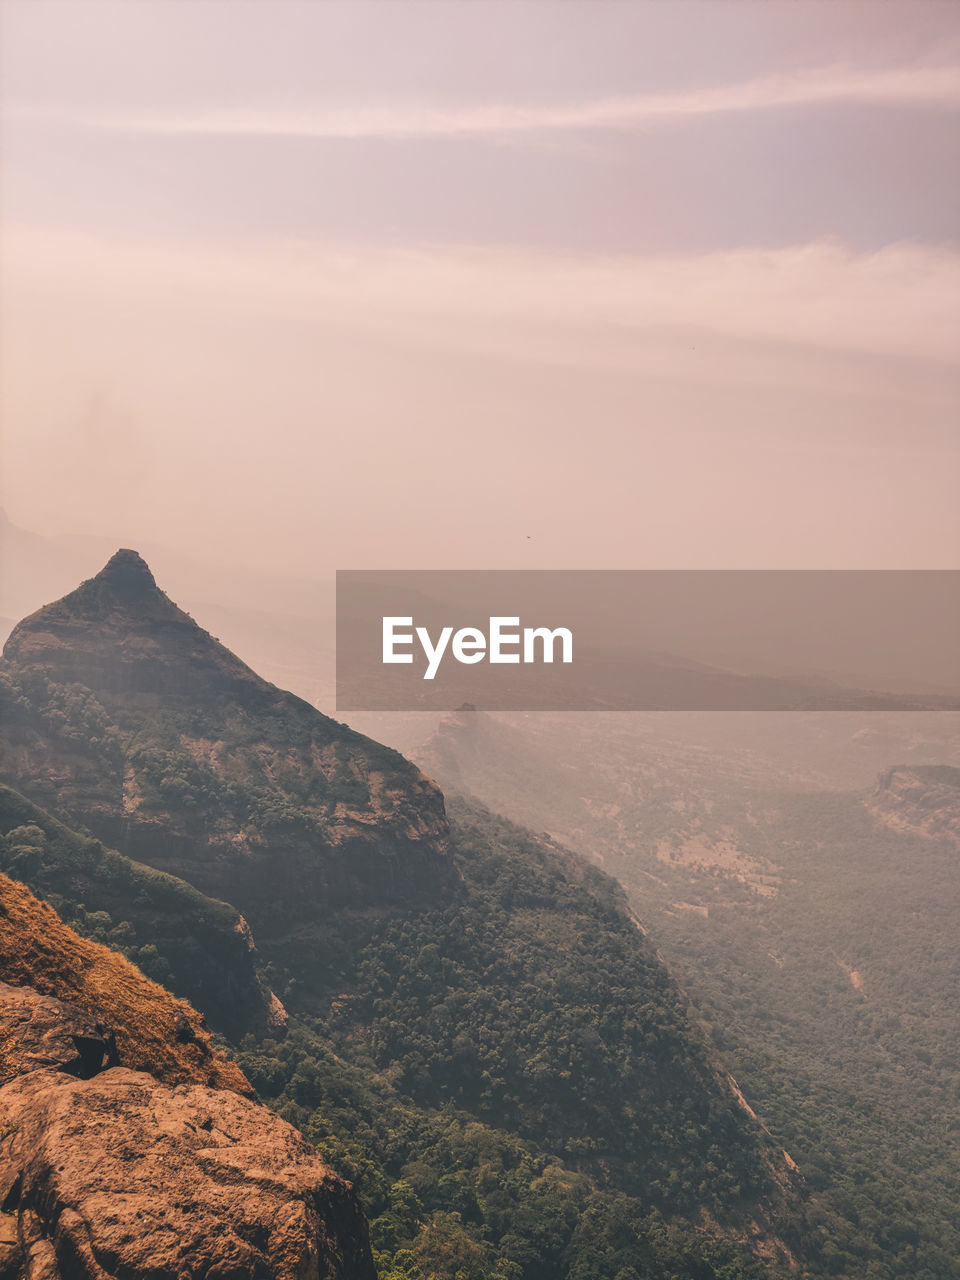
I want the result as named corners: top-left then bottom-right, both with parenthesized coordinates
top-left (0, 554), bottom-right (801, 1278)
top-left (0, 783), bottom-right (282, 1036)
top-left (0, 872), bottom-right (376, 1279)
top-left (410, 707), bottom-right (960, 1280)
top-left (0, 870), bottom-right (249, 1092)
top-left (867, 764), bottom-right (960, 844)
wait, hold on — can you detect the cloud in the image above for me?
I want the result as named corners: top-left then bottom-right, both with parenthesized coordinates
top-left (10, 63), bottom-right (960, 140)
top-left (3, 228), bottom-right (957, 572)
top-left (4, 227), bottom-right (958, 376)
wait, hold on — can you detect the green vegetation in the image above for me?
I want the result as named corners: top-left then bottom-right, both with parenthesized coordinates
top-left (0, 665), bottom-right (407, 837)
top-left (0, 784), bottom-right (267, 1033)
top-left (236, 1019), bottom-right (775, 1280)
top-left (224, 801), bottom-right (786, 1279)
top-left (2, 570), bottom-right (870, 1278)
top-left (0, 667), bottom-right (124, 762)
top-left (1, 634), bottom-right (795, 1277)
top-left (330, 801), bottom-right (769, 1211)
top-left (650, 791), bottom-right (960, 1280)
top-left (414, 712), bottom-right (960, 1280)
top-left (0, 783), bottom-right (789, 1278)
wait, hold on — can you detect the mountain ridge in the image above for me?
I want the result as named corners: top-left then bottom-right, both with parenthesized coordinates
top-left (0, 553), bottom-right (803, 1277)
top-left (1, 550), bottom-right (451, 959)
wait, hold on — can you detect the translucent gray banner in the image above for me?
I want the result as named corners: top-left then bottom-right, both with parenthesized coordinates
top-left (336, 571), bottom-right (960, 711)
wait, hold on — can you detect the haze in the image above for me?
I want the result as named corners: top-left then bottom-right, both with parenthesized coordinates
top-left (1, 0), bottom-right (959, 585)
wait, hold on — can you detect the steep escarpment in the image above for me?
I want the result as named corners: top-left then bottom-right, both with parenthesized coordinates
top-left (867, 764), bottom-right (960, 844)
top-left (0, 550), bottom-right (450, 943)
top-left (0, 875), bottom-right (376, 1280)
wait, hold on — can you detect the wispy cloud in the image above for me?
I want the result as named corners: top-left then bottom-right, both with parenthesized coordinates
top-left (11, 63), bottom-right (960, 140)
top-left (4, 228), bottom-right (957, 570)
top-left (5, 227), bottom-right (958, 372)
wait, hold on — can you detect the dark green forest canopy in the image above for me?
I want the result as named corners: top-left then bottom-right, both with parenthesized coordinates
top-left (411, 709), bottom-right (960, 1280)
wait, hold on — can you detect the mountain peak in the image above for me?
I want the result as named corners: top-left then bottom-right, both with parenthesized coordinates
top-left (1, 548), bottom-right (259, 700)
top-left (94, 548), bottom-right (158, 594)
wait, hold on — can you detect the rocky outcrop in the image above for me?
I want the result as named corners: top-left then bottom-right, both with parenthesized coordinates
top-left (0, 872), bottom-right (250, 1093)
top-left (0, 982), bottom-right (119, 1083)
top-left (0, 1064), bottom-right (376, 1280)
top-left (0, 877), bottom-right (376, 1279)
top-left (867, 765), bottom-right (960, 845)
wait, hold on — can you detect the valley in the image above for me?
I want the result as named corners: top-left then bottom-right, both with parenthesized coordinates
top-left (397, 707), bottom-right (960, 1279)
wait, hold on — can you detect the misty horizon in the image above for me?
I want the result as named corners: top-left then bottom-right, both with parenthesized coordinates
top-left (1, 1), bottom-right (958, 578)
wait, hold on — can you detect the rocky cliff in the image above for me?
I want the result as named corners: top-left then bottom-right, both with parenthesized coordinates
top-left (0, 874), bottom-right (375, 1279)
top-left (867, 764), bottom-right (960, 845)
top-left (0, 869), bottom-right (250, 1092)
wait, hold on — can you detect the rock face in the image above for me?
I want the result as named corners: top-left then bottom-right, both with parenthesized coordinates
top-left (0, 1065), bottom-right (376, 1280)
top-left (868, 765), bottom-right (960, 845)
top-left (0, 551), bottom-right (451, 944)
top-left (0, 982), bottom-right (119, 1083)
top-left (0, 877), bottom-right (376, 1279)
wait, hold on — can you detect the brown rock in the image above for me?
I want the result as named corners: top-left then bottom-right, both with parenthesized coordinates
top-left (0, 881), bottom-right (377, 1277)
top-left (0, 982), bottom-right (117, 1082)
top-left (0, 873), bottom-right (250, 1095)
top-left (0, 1066), bottom-right (376, 1279)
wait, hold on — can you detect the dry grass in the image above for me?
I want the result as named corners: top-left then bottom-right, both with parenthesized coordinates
top-left (0, 872), bottom-right (251, 1095)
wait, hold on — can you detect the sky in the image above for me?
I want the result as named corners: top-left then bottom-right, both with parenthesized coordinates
top-left (1, 0), bottom-right (958, 579)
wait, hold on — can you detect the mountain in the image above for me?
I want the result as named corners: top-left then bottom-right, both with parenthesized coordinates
top-left (0, 512), bottom-right (339, 713)
top-left (409, 706), bottom-right (960, 1280)
top-left (0, 550), bottom-right (449, 966)
top-left (0, 553), bottom-right (801, 1278)
top-left (0, 872), bottom-right (376, 1279)
top-left (0, 511), bottom-right (338, 660)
